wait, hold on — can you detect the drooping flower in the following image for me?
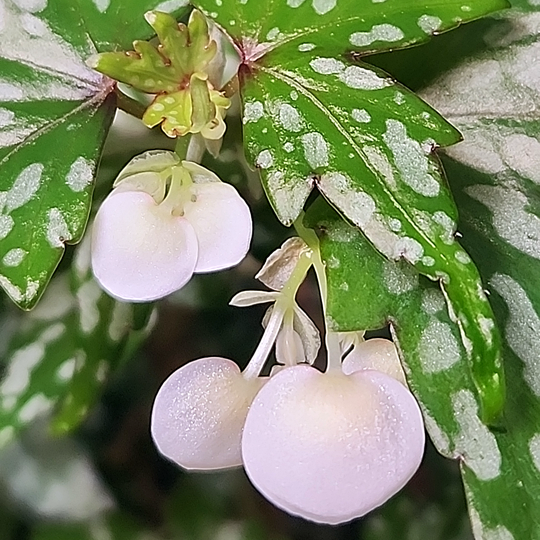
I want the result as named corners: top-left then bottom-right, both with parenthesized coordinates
top-left (151, 238), bottom-right (318, 470)
top-left (91, 151), bottom-right (252, 302)
top-left (241, 361), bottom-right (425, 524)
top-left (151, 357), bottom-right (265, 470)
top-left (149, 235), bottom-right (426, 524)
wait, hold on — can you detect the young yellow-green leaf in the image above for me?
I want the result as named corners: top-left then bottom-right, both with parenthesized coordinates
top-left (0, 0), bottom-right (188, 309)
top-left (419, 1), bottom-right (540, 537)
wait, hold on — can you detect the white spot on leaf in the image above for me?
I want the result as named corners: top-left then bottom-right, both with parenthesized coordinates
top-left (243, 101), bottom-right (264, 124)
top-left (318, 172), bottom-right (376, 227)
top-left (312, 0), bottom-right (336, 15)
top-left (491, 274), bottom-right (540, 396)
top-left (66, 157), bottom-right (93, 192)
top-left (309, 57), bottom-right (345, 75)
top-left (351, 108), bottom-right (371, 123)
top-left (418, 15), bottom-right (443, 34)
top-left (350, 24), bottom-right (404, 47)
top-left (383, 261), bottom-right (418, 294)
top-left (5, 163), bottom-right (44, 212)
top-left (452, 389), bottom-right (502, 480)
top-left (383, 120), bottom-right (440, 197)
top-left (339, 66), bottom-right (391, 90)
top-left (418, 320), bottom-right (461, 373)
top-left (92, 0), bottom-right (110, 12)
top-left (467, 185), bottom-right (540, 259)
top-left (3, 248), bottom-right (26, 267)
top-left (301, 132), bottom-right (329, 169)
top-left (528, 434), bottom-right (540, 473)
top-left (256, 150), bottom-right (274, 169)
top-left (46, 208), bottom-right (70, 248)
top-left (278, 103), bottom-right (303, 132)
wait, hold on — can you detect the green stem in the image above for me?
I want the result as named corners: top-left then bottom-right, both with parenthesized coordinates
top-left (115, 89), bottom-right (146, 119)
top-left (295, 214), bottom-right (339, 373)
top-left (242, 252), bottom-right (313, 380)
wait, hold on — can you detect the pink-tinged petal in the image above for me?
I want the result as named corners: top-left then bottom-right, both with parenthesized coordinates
top-left (242, 365), bottom-right (425, 525)
top-left (342, 338), bottom-right (407, 385)
top-left (151, 357), bottom-right (265, 471)
top-left (184, 182), bottom-right (252, 273)
top-left (91, 190), bottom-right (198, 302)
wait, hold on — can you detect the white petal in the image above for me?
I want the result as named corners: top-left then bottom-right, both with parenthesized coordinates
top-left (275, 325), bottom-right (305, 366)
top-left (242, 365), bottom-right (425, 524)
top-left (256, 237), bottom-right (308, 291)
top-left (229, 290), bottom-right (279, 307)
top-left (342, 338), bottom-right (407, 385)
top-left (91, 190), bottom-right (198, 302)
top-left (151, 357), bottom-right (264, 470)
top-left (292, 305), bottom-right (321, 365)
top-left (185, 182), bottom-right (252, 273)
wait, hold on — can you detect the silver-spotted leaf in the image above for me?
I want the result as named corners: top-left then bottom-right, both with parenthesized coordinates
top-left (0, 237), bottom-right (154, 446)
top-left (419, 1), bottom-right (540, 537)
top-left (0, 0), bottom-right (189, 309)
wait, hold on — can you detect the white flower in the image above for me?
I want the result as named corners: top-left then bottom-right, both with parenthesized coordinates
top-left (241, 363), bottom-right (425, 524)
top-left (230, 290), bottom-right (321, 368)
top-left (91, 151), bottom-right (252, 302)
top-left (151, 357), bottom-right (265, 470)
top-left (341, 335), bottom-right (407, 385)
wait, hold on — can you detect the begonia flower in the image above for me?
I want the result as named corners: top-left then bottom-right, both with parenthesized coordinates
top-left (151, 357), bottom-right (265, 470)
top-left (241, 364), bottom-right (425, 524)
top-left (91, 152), bottom-right (252, 302)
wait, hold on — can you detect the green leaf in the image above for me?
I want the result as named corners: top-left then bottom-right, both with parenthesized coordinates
top-left (304, 198), bottom-right (526, 538)
top-left (74, 0), bottom-right (191, 52)
top-left (220, 2), bottom-right (509, 422)
top-left (417, 2), bottom-right (540, 537)
top-left (194, 0), bottom-right (508, 57)
top-left (244, 48), bottom-right (504, 421)
top-left (0, 0), bottom-right (188, 309)
top-left (0, 236), bottom-right (154, 447)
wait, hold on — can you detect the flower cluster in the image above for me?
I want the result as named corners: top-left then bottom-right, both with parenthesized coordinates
top-left (151, 239), bottom-right (425, 524)
top-left (87, 9), bottom-right (425, 525)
